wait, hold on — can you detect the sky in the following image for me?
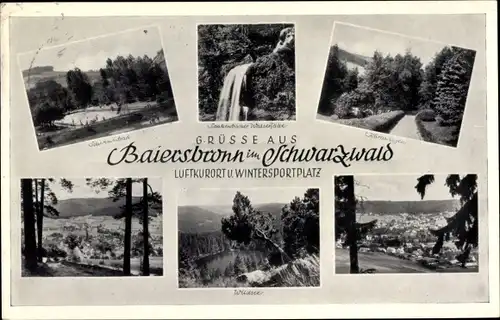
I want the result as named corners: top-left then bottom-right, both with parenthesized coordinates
top-left (332, 22), bottom-right (450, 67)
top-left (50, 178), bottom-right (162, 200)
top-left (353, 174), bottom-right (457, 201)
top-left (177, 187), bottom-right (308, 207)
top-left (18, 25), bottom-right (163, 72)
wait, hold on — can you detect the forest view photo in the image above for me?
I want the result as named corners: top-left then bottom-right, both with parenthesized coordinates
top-left (198, 23), bottom-right (296, 122)
top-left (334, 174), bottom-right (480, 274)
top-left (178, 187), bottom-right (320, 288)
top-left (18, 26), bottom-right (178, 151)
top-left (317, 22), bottom-right (476, 147)
top-left (20, 178), bottom-right (163, 277)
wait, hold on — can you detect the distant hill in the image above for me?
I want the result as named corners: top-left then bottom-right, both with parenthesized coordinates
top-left (337, 47), bottom-right (372, 68)
top-left (52, 196), bottom-right (161, 219)
top-left (357, 199), bottom-right (461, 215)
top-left (22, 66), bottom-right (54, 77)
top-left (178, 203), bottom-right (287, 234)
top-left (23, 49), bottom-right (165, 90)
top-left (22, 67), bottom-right (101, 90)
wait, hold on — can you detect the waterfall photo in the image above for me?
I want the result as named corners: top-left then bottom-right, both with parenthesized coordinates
top-left (317, 22), bottom-right (476, 148)
top-left (20, 178), bottom-right (163, 277)
top-left (18, 26), bottom-right (178, 151)
top-left (197, 23), bottom-right (296, 122)
top-left (177, 187), bottom-right (320, 288)
top-left (334, 174), bottom-right (480, 274)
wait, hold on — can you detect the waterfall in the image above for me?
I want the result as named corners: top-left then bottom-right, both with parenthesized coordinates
top-left (215, 63), bottom-right (252, 121)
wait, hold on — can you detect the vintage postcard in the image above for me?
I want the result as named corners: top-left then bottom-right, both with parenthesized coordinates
top-left (1, 2), bottom-right (498, 320)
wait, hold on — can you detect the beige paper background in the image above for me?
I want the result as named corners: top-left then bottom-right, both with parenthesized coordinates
top-left (1, 1), bottom-right (498, 318)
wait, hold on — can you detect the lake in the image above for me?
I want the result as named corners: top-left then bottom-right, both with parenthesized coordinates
top-left (196, 250), bottom-right (267, 274)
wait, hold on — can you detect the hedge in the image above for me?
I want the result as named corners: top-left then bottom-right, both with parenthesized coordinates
top-left (334, 110), bottom-right (405, 133)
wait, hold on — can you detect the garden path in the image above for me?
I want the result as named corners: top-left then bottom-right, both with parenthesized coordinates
top-left (389, 115), bottom-right (422, 140)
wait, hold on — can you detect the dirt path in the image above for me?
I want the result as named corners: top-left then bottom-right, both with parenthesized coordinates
top-left (335, 249), bottom-right (432, 274)
top-left (389, 115), bottom-right (422, 140)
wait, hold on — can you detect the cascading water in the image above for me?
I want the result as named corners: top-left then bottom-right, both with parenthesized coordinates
top-left (215, 63), bottom-right (253, 121)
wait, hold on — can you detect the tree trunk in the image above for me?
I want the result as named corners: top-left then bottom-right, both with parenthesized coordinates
top-left (33, 179), bottom-right (39, 261)
top-left (37, 179), bottom-right (45, 262)
top-left (254, 228), bottom-right (292, 263)
top-left (345, 176), bottom-right (359, 274)
top-left (123, 178), bottom-right (132, 276)
top-left (142, 178), bottom-right (150, 276)
top-left (22, 179), bottom-right (38, 272)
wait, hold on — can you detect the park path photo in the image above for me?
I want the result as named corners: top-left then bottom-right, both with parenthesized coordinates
top-left (198, 24), bottom-right (296, 122)
top-left (334, 174), bottom-right (480, 274)
top-left (317, 22), bottom-right (476, 148)
top-left (178, 187), bottom-right (319, 288)
top-left (21, 178), bottom-right (163, 277)
top-left (18, 26), bottom-right (178, 151)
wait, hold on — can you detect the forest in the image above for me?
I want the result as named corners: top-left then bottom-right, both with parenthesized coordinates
top-left (26, 49), bottom-right (174, 128)
top-left (198, 24), bottom-right (296, 121)
top-left (21, 178), bottom-right (162, 277)
top-left (178, 188), bottom-right (320, 287)
top-left (335, 174), bottom-right (479, 274)
top-left (319, 44), bottom-right (476, 146)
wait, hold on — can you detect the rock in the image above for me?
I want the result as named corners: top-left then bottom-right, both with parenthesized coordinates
top-left (359, 247), bottom-right (370, 253)
top-left (396, 247), bottom-right (405, 255)
top-left (377, 247), bottom-right (387, 253)
top-left (386, 247), bottom-right (396, 254)
top-left (237, 270), bottom-right (272, 285)
top-left (237, 255), bottom-right (320, 288)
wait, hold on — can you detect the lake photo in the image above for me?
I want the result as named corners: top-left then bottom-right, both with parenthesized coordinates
top-left (177, 187), bottom-right (320, 288)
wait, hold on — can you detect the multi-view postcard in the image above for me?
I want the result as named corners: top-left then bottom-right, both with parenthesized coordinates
top-left (3, 4), bottom-right (497, 318)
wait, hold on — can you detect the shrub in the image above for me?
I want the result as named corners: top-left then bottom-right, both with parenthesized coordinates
top-left (417, 109), bottom-right (436, 122)
top-left (46, 244), bottom-right (67, 258)
top-left (336, 110), bottom-right (405, 133)
top-left (333, 102), bottom-right (351, 119)
top-left (64, 233), bottom-right (81, 250)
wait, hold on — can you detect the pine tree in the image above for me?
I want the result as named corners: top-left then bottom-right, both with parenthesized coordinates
top-left (281, 188), bottom-right (320, 258)
top-left (415, 174), bottom-right (478, 267)
top-left (432, 49), bottom-right (475, 124)
top-left (318, 44), bottom-right (348, 114)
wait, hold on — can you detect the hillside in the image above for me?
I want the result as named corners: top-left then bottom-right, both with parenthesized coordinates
top-left (22, 67), bottom-right (101, 90)
top-left (178, 203), bottom-right (287, 234)
top-left (337, 47), bottom-right (372, 68)
top-left (51, 196), bottom-right (160, 219)
top-left (356, 199), bottom-right (461, 215)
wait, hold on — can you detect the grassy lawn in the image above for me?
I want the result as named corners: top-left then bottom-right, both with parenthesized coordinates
top-left (37, 101), bottom-right (178, 150)
top-left (417, 119), bottom-right (460, 147)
